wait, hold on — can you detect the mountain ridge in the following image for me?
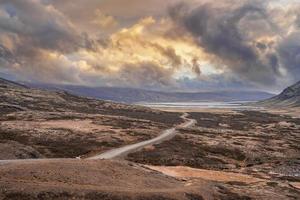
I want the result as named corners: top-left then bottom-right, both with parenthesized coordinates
top-left (257, 81), bottom-right (300, 107)
top-left (0, 77), bottom-right (28, 89)
top-left (25, 82), bottom-right (274, 103)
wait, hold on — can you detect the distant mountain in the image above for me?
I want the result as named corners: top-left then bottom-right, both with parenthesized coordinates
top-left (26, 83), bottom-right (274, 103)
top-left (0, 77), bottom-right (27, 89)
top-left (257, 81), bottom-right (300, 107)
top-left (0, 77), bottom-right (183, 124)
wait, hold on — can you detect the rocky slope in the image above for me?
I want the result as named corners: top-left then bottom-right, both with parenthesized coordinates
top-left (1, 77), bottom-right (299, 199)
top-left (0, 78), bottom-right (181, 122)
top-left (0, 159), bottom-right (218, 200)
top-left (127, 110), bottom-right (300, 199)
top-left (258, 81), bottom-right (300, 107)
top-left (0, 77), bottom-right (182, 159)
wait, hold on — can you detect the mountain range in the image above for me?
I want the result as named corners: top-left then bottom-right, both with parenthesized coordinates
top-left (257, 81), bottom-right (300, 107)
top-left (25, 83), bottom-right (274, 103)
top-left (5, 77), bottom-right (300, 107)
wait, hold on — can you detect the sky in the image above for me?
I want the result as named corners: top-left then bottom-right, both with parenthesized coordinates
top-left (0, 0), bottom-right (299, 93)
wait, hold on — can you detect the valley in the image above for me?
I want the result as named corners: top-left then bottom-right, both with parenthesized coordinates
top-left (0, 78), bottom-right (299, 200)
top-left (127, 110), bottom-right (300, 199)
top-left (1, 1), bottom-right (300, 199)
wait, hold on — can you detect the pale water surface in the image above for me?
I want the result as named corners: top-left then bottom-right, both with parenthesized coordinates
top-left (139, 101), bottom-right (257, 110)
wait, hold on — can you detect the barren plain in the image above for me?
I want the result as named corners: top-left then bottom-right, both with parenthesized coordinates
top-left (0, 78), bottom-right (299, 199)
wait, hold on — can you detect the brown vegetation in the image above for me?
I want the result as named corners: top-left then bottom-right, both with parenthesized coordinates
top-left (0, 79), bottom-right (182, 159)
top-left (127, 110), bottom-right (300, 199)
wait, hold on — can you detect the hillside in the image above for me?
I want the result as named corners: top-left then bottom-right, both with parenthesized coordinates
top-left (26, 83), bottom-right (273, 103)
top-left (0, 159), bottom-right (217, 200)
top-left (0, 78), bottom-right (181, 123)
top-left (0, 77), bottom-right (27, 88)
top-left (0, 77), bottom-right (182, 159)
top-left (1, 77), bottom-right (299, 200)
top-left (258, 81), bottom-right (300, 107)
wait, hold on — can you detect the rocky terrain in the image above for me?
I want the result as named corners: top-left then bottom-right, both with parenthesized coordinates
top-left (257, 81), bottom-right (300, 107)
top-left (0, 77), bottom-right (182, 159)
top-left (0, 159), bottom-right (217, 200)
top-left (3, 158), bottom-right (291, 200)
top-left (0, 77), bottom-right (299, 199)
top-left (127, 110), bottom-right (300, 199)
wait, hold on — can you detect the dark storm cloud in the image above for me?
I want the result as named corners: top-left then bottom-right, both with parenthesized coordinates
top-left (192, 58), bottom-right (201, 77)
top-left (169, 1), bottom-right (300, 86)
top-left (150, 43), bottom-right (182, 67)
top-left (0, 0), bottom-right (97, 83)
top-left (0, 44), bottom-right (15, 70)
top-left (256, 42), bottom-right (267, 51)
top-left (118, 61), bottom-right (175, 88)
top-left (0, 0), bottom-right (83, 53)
top-left (278, 32), bottom-right (300, 76)
top-left (0, 44), bottom-right (13, 61)
top-left (0, 0), bottom-right (299, 91)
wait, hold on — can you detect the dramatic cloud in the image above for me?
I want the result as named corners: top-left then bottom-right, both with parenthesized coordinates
top-left (169, 0), bottom-right (300, 89)
top-left (0, 0), bottom-right (299, 91)
top-left (69, 17), bottom-right (207, 88)
top-left (0, 0), bottom-right (86, 79)
top-left (0, 0), bottom-right (84, 51)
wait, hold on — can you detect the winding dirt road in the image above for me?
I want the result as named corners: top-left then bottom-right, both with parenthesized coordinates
top-left (88, 113), bottom-right (196, 160)
top-left (0, 113), bottom-right (195, 164)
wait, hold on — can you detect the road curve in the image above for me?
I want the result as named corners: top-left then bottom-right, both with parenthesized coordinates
top-left (0, 113), bottom-right (196, 164)
top-left (88, 113), bottom-right (196, 160)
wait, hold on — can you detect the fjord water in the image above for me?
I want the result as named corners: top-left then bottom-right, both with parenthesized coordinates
top-left (139, 101), bottom-right (254, 110)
